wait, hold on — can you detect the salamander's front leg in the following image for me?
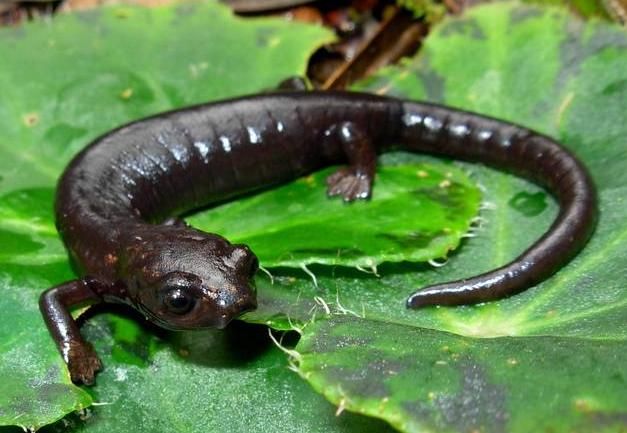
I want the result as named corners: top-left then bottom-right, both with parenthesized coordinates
top-left (326, 121), bottom-right (377, 202)
top-left (39, 277), bottom-right (106, 385)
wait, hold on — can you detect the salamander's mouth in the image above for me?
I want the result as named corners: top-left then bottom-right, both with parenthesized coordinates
top-left (215, 293), bottom-right (257, 329)
top-left (134, 303), bottom-right (176, 330)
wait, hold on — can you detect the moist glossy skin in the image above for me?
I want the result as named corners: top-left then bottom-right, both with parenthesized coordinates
top-left (40, 91), bottom-right (597, 384)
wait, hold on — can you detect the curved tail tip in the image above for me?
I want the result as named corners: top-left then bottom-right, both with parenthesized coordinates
top-left (406, 292), bottom-right (437, 309)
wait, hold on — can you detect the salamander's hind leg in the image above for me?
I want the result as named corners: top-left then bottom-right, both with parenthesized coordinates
top-left (39, 277), bottom-right (108, 384)
top-left (326, 121), bottom-right (377, 202)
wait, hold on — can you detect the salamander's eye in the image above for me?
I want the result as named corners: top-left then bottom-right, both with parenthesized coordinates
top-left (164, 287), bottom-right (196, 315)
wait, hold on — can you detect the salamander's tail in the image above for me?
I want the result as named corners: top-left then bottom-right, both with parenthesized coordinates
top-left (406, 265), bottom-right (534, 308)
top-left (397, 100), bottom-right (597, 308)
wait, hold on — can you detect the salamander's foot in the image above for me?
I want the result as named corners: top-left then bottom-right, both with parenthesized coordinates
top-left (67, 341), bottom-right (102, 385)
top-left (326, 168), bottom-right (373, 202)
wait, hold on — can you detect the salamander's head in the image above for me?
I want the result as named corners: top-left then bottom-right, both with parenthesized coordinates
top-left (124, 228), bottom-right (258, 330)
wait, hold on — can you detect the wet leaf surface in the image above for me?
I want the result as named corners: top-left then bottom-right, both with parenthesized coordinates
top-left (1, 1), bottom-right (625, 432)
top-left (190, 164), bottom-right (480, 268)
top-left (36, 316), bottom-right (397, 433)
top-left (0, 1), bottom-right (336, 429)
top-left (281, 3), bottom-right (627, 432)
top-left (297, 316), bottom-right (626, 433)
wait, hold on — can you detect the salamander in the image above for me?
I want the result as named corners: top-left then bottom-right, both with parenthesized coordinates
top-left (40, 91), bottom-right (597, 384)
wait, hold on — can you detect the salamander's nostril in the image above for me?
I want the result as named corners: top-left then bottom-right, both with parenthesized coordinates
top-left (216, 294), bottom-right (257, 329)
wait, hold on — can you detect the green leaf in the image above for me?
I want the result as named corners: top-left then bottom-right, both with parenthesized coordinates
top-left (522, 0), bottom-right (611, 18)
top-left (3, 0), bottom-right (625, 432)
top-left (0, 2), bottom-right (335, 429)
top-left (297, 316), bottom-right (627, 433)
top-left (396, 0), bottom-right (446, 21)
top-left (0, 191), bottom-right (91, 430)
top-left (37, 315), bottom-right (397, 433)
top-left (0, 2), bottom-right (332, 194)
top-left (189, 164), bottom-right (480, 268)
top-left (276, 2), bottom-right (627, 432)
top-left (0, 0), bottom-right (480, 431)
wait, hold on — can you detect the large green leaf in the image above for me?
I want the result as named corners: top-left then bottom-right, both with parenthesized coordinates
top-left (297, 316), bottom-right (626, 433)
top-left (0, 1), bottom-right (480, 431)
top-left (261, 3), bottom-right (626, 432)
top-left (2, 1), bottom-right (625, 432)
top-left (522, 0), bottom-right (610, 18)
top-left (39, 315), bottom-right (397, 433)
top-left (189, 164), bottom-right (480, 268)
top-left (0, 1), bottom-right (338, 430)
